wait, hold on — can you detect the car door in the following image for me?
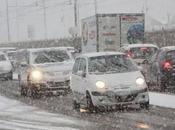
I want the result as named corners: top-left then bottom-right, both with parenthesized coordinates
top-left (150, 51), bottom-right (162, 83)
top-left (71, 58), bottom-right (87, 104)
top-left (76, 58), bottom-right (87, 105)
top-left (71, 58), bottom-right (81, 99)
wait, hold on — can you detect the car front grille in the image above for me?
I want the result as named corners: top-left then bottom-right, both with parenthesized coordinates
top-left (47, 81), bottom-right (69, 87)
top-left (115, 93), bottom-right (138, 102)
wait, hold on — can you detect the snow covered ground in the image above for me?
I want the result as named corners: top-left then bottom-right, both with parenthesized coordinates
top-left (0, 95), bottom-right (92, 130)
top-left (149, 92), bottom-right (175, 109)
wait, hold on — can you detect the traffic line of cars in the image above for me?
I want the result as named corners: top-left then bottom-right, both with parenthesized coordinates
top-left (1, 44), bottom-right (175, 112)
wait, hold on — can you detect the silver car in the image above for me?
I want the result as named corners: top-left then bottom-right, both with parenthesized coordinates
top-left (0, 52), bottom-right (13, 80)
top-left (17, 47), bottom-right (74, 98)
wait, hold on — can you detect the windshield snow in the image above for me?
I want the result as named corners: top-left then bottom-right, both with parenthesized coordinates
top-left (88, 55), bottom-right (138, 74)
top-left (31, 50), bottom-right (70, 64)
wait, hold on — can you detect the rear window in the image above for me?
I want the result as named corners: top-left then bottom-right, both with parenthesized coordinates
top-left (129, 47), bottom-right (158, 59)
top-left (165, 51), bottom-right (175, 64)
top-left (0, 55), bottom-right (6, 61)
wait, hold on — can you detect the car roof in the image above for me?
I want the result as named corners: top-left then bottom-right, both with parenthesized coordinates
top-left (161, 46), bottom-right (175, 51)
top-left (27, 47), bottom-right (68, 53)
top-left (122, 43), bottom-right (158, 49)
top-left (79, 52), bottom-right (124, 58)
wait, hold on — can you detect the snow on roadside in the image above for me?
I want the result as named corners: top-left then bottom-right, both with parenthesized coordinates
top-left (0, 95), bottom-right (92, 130)
top-left (149, 92), bottom-right (175, 109)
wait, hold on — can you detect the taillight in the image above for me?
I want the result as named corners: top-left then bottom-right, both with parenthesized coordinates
top-left (127, 50), bottom-right (132, 58)
top-left (163, 61), bottom-right (172, 70)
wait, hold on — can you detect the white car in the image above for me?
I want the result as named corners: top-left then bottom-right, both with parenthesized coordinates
top-left (17, 47), bottom-right (74, 98)
top-left (70, 52), bottom-right (149, 112)
top-left (118, 43), bottom-right (159, 76)
top-left (0, 52), bottom-right (13, 80)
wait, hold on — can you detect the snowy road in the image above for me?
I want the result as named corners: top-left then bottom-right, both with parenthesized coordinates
top-left (0, 81), bottom-right (175, 130)
top-left (0, 95), bottom-right (94, 130)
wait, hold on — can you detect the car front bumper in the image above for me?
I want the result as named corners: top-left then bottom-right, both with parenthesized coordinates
top-left (0, 71), bottom-right (12, 79)
top-left (91, 88), bottom-right (149, 107)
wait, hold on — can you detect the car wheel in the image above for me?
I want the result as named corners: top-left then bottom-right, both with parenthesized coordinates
top-left (27, 86), bottom-right (40, 99)
top-left (21, 86), bottom-right (27, 96)
top-left (73, 99), bottom-right (80, 110)
top-left (140, 101), bottom-right (149, 110)
top-left (86, 92), bottom-right (95, 113)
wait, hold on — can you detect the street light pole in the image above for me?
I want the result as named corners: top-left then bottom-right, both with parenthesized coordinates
top-left (6, 0), bottom-right (10, 41)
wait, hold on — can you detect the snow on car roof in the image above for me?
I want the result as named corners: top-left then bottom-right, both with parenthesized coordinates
top-left (122, 43), bottom-right (158, 49)
top-left (161, 46), bottom-right (175, 51)
top-left (28, 47), bottom-right (68, 53)
top-left (81, 52), bottom-right (124, 58)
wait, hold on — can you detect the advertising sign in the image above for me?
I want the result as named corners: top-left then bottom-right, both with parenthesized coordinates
top-left (120, 14), bottom-right (145, 45)
top-left (82, 16), bottom-right (97, 53)
top-left (98, 15), bottom-right (120, 51)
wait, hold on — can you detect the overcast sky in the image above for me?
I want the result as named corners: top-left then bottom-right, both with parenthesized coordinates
top-left (0, 0), bottom-right (175, 43)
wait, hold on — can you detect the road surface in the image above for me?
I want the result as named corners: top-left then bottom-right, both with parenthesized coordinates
top-left (0, 80), bottom-right (175, 130)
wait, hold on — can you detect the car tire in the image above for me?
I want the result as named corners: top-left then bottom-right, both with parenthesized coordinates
top-left (73, 99), bottom-right (80, 110)
top-left (140, 101), bottom-right (149, 110)
top-left (6, 72), bottom-right (13, 81)
top-left (21, 86), bottom-right (27, 96)
top-left (156, 74), bottom-right (166, 92)
top-left (27, 86), bottom-right (40, 99)
top-left (86, 92), bottom-right (95, 113)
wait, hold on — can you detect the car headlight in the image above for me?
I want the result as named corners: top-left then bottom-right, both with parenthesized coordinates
top-left (96, 81), bottom-right (105, 89)
top-left (136, 78), bottom-right (145, 86)
top-left (31, 70), bottom-right (43, 81)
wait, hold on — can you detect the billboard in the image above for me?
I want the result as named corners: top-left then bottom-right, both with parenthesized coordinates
top-left (120, 14), bottom-right (145, 45)
top-left (98, 15), bottom-right (120, 51)
top-left (82, 16), bottom-right (97, 53)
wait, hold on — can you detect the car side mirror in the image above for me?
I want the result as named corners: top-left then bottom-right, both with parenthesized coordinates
top-left (77, 70), bottom-right (86, 78)
top-left (20, 62), bottom-right (27, 67)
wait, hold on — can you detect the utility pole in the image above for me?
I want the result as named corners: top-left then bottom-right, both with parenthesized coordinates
top-left (43, 0), bottom-right (47, 39)
top-left (94, 0), bottom-right (98, 15)
top-left (16, 0), bottom-right (19, 41)
top-left (74, 0), bottom-right (78, 27)
top-left (6, 0), bottom-right (10, 41)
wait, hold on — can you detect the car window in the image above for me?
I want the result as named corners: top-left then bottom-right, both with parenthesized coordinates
top-left (78, 58), bottom-right (86, 73)
top-left (88, 54), bottom-right (138, 74)
top-left (165, 50), bottom-right (175, 64)
top-left (0, 54), bottom-right (6, 61)
top-left (130, 47), bottom-right (158, 59)
top-left (72, 58), bottom-right (81, 74)
top-left (31, 50), bottom-right (70, 64)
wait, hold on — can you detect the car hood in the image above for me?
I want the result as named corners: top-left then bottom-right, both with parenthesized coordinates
top-left (31, 60), bottom-right (74, 72)
top-left (89, 71), bottom-right (146, 91)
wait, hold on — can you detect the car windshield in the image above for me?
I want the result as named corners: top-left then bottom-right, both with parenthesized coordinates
top-left (32, 50), bottom-right (70, 64)
top-left (0, 54), bottom-right (6, 61)
top-left (130, 47), bottom-right (158, 59)
top-left (88, 54), bottom-right (138, 74)
top-left (7, 52), bottom-right (16, 60)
